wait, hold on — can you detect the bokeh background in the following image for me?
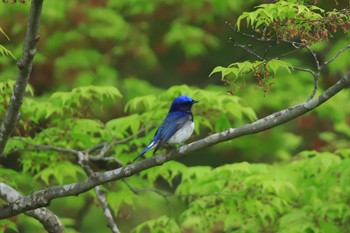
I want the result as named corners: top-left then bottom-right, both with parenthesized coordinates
top-left (1, 0), bottom-right (350, 232)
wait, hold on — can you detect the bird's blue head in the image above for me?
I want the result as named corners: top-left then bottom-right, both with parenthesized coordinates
top-left (169, 95), bottom-right (198, 112)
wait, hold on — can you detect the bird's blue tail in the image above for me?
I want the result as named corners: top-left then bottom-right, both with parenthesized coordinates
top-left (133, 141), bottom-right (156, 162)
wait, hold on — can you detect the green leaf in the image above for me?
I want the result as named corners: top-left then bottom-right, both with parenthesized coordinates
top-left (0, 27), bottom-right (10, 41)
top-left (106, 114), bottom-right (141, 138)
top-left (73, 86), bottom-right (122, 100)
top-left (0, 44), bottom-right (16, 60)
top-left (209, 66), bottom-right (225, 77)
top-left (125, 95), bottom-right (157, 112)
top-left (215, 113), bottom-right (231, 131)
top-left (133, 215), bottom-right (180, 233)
top-left (279, 210), bottom-right (308, 229)
top-left (141, 161), bottom-right (187, 185)
top-left (267, 59), bottom-right (292, 74)
top-left (107, 183), bottom-right (135, 211)
top-left (34, 162), bottom-right (85, 185)
top-left (0, 219), bottom-right (18, 233)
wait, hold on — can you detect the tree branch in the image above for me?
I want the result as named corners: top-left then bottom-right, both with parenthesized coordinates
top-left (15, 139), bottom-right (122, 163)
top-left (305, 46), bottom-right (321, 71)
top-left (304, 43), bottom-right (350, 99)
top-left (321, 44), bottom-right (350, 68)
top-left (225, 21), bottom-right (305, 47)
top-left (0, 183), bottom-right (64, 233)
top-left (225, 22), bottom-right (346, 100)
top-left (0, 0), bottom-right (44, 156)
top-left (77, 152), bottom-right (121, 233)
top-left (123, 179), bottom-right (241, 199)
top-left (228, 37), bottom-right (264, 60)
top-left (0, 71), bottom-right (349, 219)
top-left (293, 66), bottom-right (320, 100)
top-left (12, 140), bottom-right (122, 232)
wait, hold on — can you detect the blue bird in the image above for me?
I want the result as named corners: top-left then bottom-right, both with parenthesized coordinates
top-left (134, 95), bottom-right (198, 161)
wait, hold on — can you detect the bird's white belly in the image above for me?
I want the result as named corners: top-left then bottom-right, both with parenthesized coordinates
top-left (167, 121), bottom-right (194, 144)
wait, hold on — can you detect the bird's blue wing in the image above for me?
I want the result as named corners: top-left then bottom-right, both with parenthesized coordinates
top-left (133, 112), bottom-right (192, 161)
top-left (153, 112), bottom-right (192, 154)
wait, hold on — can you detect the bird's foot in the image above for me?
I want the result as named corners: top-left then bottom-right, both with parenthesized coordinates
top-left (163, 144), bottom-right (179, 153)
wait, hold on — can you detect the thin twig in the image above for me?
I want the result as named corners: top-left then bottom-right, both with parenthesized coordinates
top-left (111, 125), bottom-right (148, 146)
top-left (15, 138), bottom-right (122, 163)
top-left (305, 46), bottom-right (321, 71)
top-left (274, 47), bottom-right (302, 59)
top-left (301, 46), bottom-right (321, 99)
top-left (123, 179), bottom-right (170, 199)
top-left (77, 151), bottom-right (120, 233)
top-left (12, 133), bottom-right (125, 233)
top-left (226, 21), bottom-right (323, 99)
top-left (122, 180), bottom-right (242, 199)
top-left (228, 37), bottom-right (264, 60)
top-left (308, 74), bottom-right (319, 100)
top-left (86, 125), bottom-right (147, 161)
top-left (292, 67), bottom-right (319, 100)
top-left (124, 181), bottom-right (241, 199)
top-left (321, 44), bottom-right (350, 69)
top-left (122, 179), bottom-right (174, 218)
top-left (86, 142), bottom-right (106, 154)
top-left (1, 70), bottom-right (349, 218)
top-left (263, 41), bottom-right (276, 59)
top-left (16, 138), bottom-right (122, 231)
top-left (18, 139), bottom-right (80, 155)
top-left (86, 142), bottom-right (112, 160)
top-left (293, 67), bottom-right (317, 77)
top-left (225, 21), bottom-right (305, 47)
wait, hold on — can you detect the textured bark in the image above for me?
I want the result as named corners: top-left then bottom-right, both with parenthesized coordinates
top-left (1, 71), bottom-right (349, 219)
top-left (0, 183), bottom-right (64, 233)
top-left (0, 0), bottom-right (44, 155)
top-left (77, 152), bottom-right (120, 233)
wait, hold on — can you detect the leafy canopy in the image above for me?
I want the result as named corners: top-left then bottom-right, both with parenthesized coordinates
top-left (1, 0), bottom-right (350, 232)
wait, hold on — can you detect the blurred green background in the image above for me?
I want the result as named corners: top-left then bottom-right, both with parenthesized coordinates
top-left (1, 0), bottom-right (350, 232)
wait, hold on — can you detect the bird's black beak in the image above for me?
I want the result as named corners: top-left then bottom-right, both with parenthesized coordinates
top-left (192, 99), bottom-right (199, 104)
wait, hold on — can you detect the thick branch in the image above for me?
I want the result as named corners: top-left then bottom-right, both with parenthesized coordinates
top-left (0, 0), bottom-right (44, 156)
top-left (0, 71), bottom-right (349, 219)
top-left (12, 141), bottom-right (121, 231)
top-left (0, 183), bottom-right (64, 233)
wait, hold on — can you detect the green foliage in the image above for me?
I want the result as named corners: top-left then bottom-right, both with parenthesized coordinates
top-left (108, 85), bottom-right (257, 163)
top-left (133, 215), bottom-right (181, 233)
top-left (0, 44), bottom-right (15, 59)
top-left (236, 1), bottom-right (350, 44)
top-left (165, 23), bottom-right (219, 57)
top-left (0, 27), bottom-right (15, 59)
top-left (211, 0), bottom-right (349, 94)
top-left (140, 161), bottom-right (187, 185)
top-left (22, 85), bottom-right (121, 122)
top-left (33, 161), bottom-right (85, 185)
top-left (0, 80), bottom-right (34, 120)
top-left (134, 151), bottom-right (350, 233)
top-left (210, 60), bottom-right (291, 80)
top-left (237, 1), bottom-right (324, 31)
top-left (1, 0), bottom-right (350, 232)
top-left (1, 82), bottom-right (256, 184)
top-left (210, 60), bottom-right (292, 94)
top-left (0, 219), bottom-right (18, 233)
